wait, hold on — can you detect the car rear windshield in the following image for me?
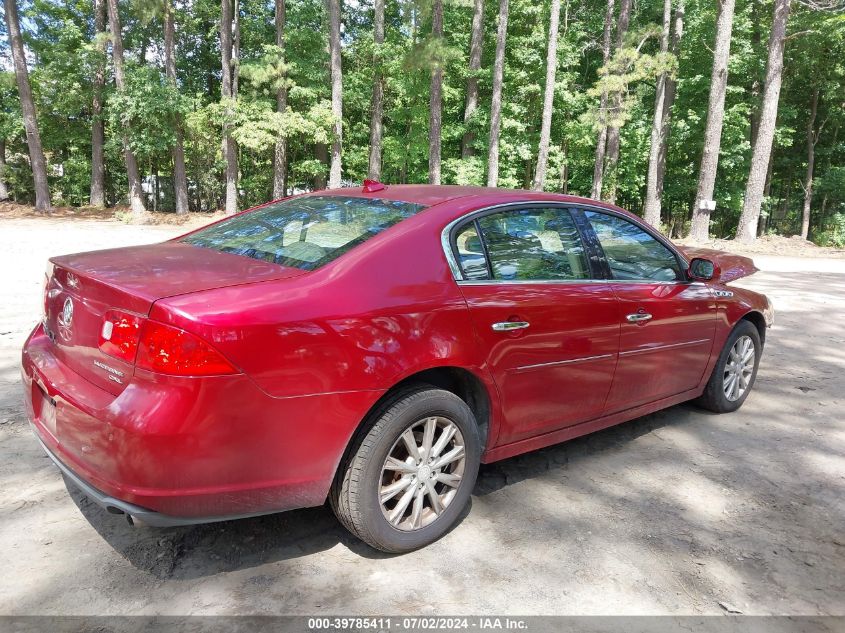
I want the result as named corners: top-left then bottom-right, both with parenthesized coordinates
top-left (180, 195), bottom-right (427, 271)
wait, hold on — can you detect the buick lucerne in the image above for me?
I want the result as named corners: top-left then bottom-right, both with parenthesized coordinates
top-left (22, 183), bottom-right (773, 552)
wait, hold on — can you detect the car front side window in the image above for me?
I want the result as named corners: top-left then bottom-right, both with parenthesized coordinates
top-left (465, 207), bottom-right (589, 282)
top-left (583, 211), bottom-right (682, 282)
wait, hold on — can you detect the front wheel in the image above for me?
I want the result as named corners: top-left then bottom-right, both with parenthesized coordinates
top-left (696, 320), bottom-right (762, 413)
top-left (330, 385), bottom-right (481, 553)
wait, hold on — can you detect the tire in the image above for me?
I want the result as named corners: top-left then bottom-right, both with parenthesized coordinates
top-left (329, 385), bottom-right (481, 553)
top-left (695, 320), bottom-right (762, 413)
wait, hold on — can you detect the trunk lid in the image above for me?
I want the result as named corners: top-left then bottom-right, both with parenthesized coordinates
top-left (45, 242), bottom-right (304, 395)
top-left (678, 247), bottom-right (759, 284)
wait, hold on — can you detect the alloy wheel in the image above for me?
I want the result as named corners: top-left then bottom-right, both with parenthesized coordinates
top-left (723, 335), bottom-right (755, 402)
top-left (379, 416), bottom-right (466, 531)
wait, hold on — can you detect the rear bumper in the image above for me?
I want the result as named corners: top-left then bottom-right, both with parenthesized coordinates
top-left (33, 432), bottom-right (274, 526)
top-left (22, 323), bottom-right (383, 521)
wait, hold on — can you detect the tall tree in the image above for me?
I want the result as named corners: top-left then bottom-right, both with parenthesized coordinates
top-left (799, 87), bottom-right (821, 239)
top-left (654, 1), bottom-right (684, 226)
top-left (273, 0), bottom-right (288, 197)
top-left (601, 0), bottom-right (631, 204)
top-left (106, 0), bottom-right (146, 215)
top-left (90, 0), bottom-right (106, 207)
top-left (0, 138), bottom-right (8, 201)
top-left (328, 0), bottom-right (343, 188)
top-left (461, 0), bottom-right (484, 158)
top-left (164, 0), bottom-right (189, 214)
top-left (486, 0), bottom-right (509, 187)
top-left (3, 0), bottom-right (51, 211)
top-left (688, 0), bottom-right (736, 241)
top-left (367, 0), bottom-right (384, 180)
top-left (591, 0), bottom-right (614, 199)
top-left (531, 0), bottom-right (562, 191)
top-left (428, 0), bottom-right (444, 185)
top-left (736, 0), bottom-right (790, 243)
top-left (642, 0), bottom-right (673, 228)
top-left (220, 0), bottom-right (238, 213)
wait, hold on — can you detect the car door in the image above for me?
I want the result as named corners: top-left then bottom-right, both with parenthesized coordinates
top-left (578, 208), bottom-right (717, 413)
top-left (450, 205), bottom-right (620, 446)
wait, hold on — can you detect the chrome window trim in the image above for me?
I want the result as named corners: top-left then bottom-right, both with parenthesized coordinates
top-left (440, 200), bottom-right (691, 284)
top-left (457, 279), bottom-right (609, 286)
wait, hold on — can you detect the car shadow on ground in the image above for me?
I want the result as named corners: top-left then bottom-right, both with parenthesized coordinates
top-left (66, 402), bottom-right (690, 580)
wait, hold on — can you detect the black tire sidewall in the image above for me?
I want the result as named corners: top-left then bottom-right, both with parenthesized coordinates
top-left (704, 320), bottom-right (762, 413)
top-left (354, 389), bottom-right (481, 553)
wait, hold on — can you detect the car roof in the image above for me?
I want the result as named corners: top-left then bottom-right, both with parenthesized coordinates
top-left (311, 184), bottom-right (634, 218)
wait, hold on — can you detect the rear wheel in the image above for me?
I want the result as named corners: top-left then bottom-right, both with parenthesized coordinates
top-left (330, 385), bottom-right (481, 553)
top-left (696, 320), bottom-right (761, 413)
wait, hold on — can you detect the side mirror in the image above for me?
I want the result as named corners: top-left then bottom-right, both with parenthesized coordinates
top-left (688, 257), bottom-right (719, 282)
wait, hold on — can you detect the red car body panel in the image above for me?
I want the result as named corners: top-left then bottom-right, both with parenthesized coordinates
top-left (21, 185), bottom-right (772, 523)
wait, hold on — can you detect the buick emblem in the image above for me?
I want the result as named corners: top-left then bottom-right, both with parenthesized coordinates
top-left (57, 297), bottom-right (74, 341)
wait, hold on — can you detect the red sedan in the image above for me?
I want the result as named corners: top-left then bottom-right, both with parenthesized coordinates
top-left (22, 184), bottom-right (773, 552)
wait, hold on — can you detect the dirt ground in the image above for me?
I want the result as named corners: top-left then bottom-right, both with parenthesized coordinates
top-left (0, 216), bottom-right (843, 616)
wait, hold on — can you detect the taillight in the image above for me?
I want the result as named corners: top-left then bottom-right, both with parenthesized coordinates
top-left (136, 321), bottom-right (237, 376)
top-left (42, 274), bottom-right (49, 317)
top-left (99, 310), bottom-right (143, 362)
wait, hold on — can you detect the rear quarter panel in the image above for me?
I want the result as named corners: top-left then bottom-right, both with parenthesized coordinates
top-left (151, 202), bottom-right (494, 401)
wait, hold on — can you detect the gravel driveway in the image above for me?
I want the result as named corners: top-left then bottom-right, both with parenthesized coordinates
top-left (1, 217), bottom-right (843, 615)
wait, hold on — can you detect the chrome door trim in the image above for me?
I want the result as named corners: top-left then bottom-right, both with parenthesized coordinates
top-left (618, 338), bottom-right (711, 358)
top-left (512, 353), bottom-right (615, 374)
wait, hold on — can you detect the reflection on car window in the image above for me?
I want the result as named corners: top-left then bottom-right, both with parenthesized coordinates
top-left (584, 211), bottom-right (681, 281)
top-left (455, 222), bottom-right (489, 280)
top-left (471, 208), bottom-right (590, 281)
top-left (181, 196), bottom-right (426, 271)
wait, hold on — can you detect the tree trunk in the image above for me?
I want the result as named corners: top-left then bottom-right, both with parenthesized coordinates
top-left (749, 0), bottom-right (762, 150)
top-left (106, 0), bottom-right (145, 215)
top-left (273, 0), bottom-right (289, 197)
top-left (688, 0), bottom-right (735, 241)
top-left (655, 1), bottom-right (683, 218)
top-left (314, 143), bottom-right (328, 189)
top-left (220, 0), bottom-right (238, 213)
top-left (0, 138), bottom-right (8, 200)
top-left (601, 0), bottom-right (631, 204)
top-left (367, 0), bottom-right (384, 180)
top-left (4, 0), bottom-right (51, 211)
top-left (486, 0), bottom-right (509, 187)
top-left (591, 0), bottom-right (614, 199)
top-left (642, 0), bottom-right (672, 228)
top-left (89, 0), bottom-right (107, 207)
top-left (328, 0), bottom-right (343, 188)
top-left (428, 0), bottom-right (444, 185)
top-left (558, 138), bottom-right (568, 194)
top-left (800, 87), bottom-right (819, 240)
top-left (735, 0), bottom-right (790, 243)
top-left (164, 0), bottom-right (189, 214)
top-left (531, 0), bottom-right (562, 192)
top-left (461, 0), bottom-right (484, 158)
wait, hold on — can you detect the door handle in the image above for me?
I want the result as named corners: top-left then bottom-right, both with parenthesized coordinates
top-left (626, 312), bottom-right (653, 323)
top-left (492, 321), bottom-right (530, 332)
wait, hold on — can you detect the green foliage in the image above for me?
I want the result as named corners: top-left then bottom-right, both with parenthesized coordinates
top-left (0, 0), bottom-right (842, 240)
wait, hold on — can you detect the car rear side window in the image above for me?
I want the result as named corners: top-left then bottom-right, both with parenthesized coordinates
top-left (456, 207), bottom-right (590, 281)
top-left (181, 196), bottom-right (426, 271)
